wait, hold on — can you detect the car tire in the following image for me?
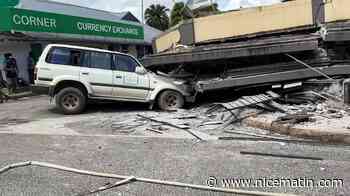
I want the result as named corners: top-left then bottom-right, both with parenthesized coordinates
top-left (55, 87), bottom-right (87, 115)
top-left (158, 90), bottom-right (184, 111)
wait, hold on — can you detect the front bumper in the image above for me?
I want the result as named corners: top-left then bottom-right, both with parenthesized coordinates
top-left (31, 85), bottom-right (53, 96)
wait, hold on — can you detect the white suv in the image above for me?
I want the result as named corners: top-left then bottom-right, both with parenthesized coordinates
top-left (34, 44), bottom-right (194, 114)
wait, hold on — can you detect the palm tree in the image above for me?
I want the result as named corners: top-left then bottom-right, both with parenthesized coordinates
top-left (145, 4), bottom-right (170, 31)
top-left (170, 2), bottom-right (192, 27)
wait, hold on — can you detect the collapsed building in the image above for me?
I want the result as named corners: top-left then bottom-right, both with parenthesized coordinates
top-left (143, 0), bottom-right (350, 92)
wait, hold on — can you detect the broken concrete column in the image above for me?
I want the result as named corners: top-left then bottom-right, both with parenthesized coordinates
top-left (343, 79), bottom-right (350, 105)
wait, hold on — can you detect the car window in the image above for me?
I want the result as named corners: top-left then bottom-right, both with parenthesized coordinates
top-left (70, 50), bottom-right (83, 66)
top-left (90, 52), bottom-right (112, 70)
top-left (46, 47), bottom-right (70, 65)
top-left (46, 47), bottom-right (85, 67)
top-left (80, 52), bottom-right (90, 67)
top-left (114, 55), bottom-right (138, 72)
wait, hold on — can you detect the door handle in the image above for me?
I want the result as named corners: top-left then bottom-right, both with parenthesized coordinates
top-left (115, 76), bottom-right (123, 79)
top-left (81, 72), bottom-right (89, 75)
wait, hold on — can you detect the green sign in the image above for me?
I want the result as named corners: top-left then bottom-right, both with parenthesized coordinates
top-left (0, 8), bottom-right (144, 40)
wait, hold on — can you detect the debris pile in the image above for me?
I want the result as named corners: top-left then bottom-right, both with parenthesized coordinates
top-left (275, 80), bottom-right (349, 121)
top-left (236, 79), bottom-right (350, 143)
top-left (139, 79), bottom-right (350, 143)
top-left (67, 78), bottom-right (350, 143)
top-left (131, 91), bottom-right (297, 141)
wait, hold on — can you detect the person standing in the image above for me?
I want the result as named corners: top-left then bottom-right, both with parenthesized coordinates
top-left (0, 54), bottom-right (6, 83)
top-left (0, 55), bottom-right (9, 103)
top-left (4, 53), bottom-right (19, 94)
top-left (0, 76), bottom-right (9, 103)
top-left (27, 52), bottom-right (35, 84)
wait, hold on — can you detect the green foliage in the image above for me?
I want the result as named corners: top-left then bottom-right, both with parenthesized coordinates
top-left (145, 4), bottom-right (170, 31)
top-left (193, 3), bottom-right (220, 17)
top-left (170, 2), bottom-right (221, 24)
top-left (170, 2), bottom-right (191, 27)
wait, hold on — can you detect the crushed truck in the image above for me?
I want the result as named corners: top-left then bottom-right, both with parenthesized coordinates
top-left (142, 0), bottom-right (350, 97)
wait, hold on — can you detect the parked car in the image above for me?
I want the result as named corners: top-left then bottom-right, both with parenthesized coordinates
top-left (34, 44), bottom-right (195, 114)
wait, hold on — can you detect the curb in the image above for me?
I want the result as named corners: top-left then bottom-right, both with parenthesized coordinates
top-left (243, 117), bottom-right (350, 144)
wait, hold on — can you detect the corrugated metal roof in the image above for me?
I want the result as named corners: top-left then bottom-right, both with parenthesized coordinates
top-left (17, 0), bottom-right (139, 25)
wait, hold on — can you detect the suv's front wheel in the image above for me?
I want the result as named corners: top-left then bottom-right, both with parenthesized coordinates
top-left (158, 90), bottom-right (184, 111)
top-left (55, 87), bottom-right (87, 115)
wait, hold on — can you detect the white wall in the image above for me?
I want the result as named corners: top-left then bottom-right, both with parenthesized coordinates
top-left (0, 40), bottom-right (31, 82)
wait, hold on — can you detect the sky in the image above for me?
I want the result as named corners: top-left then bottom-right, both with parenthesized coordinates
top-left (54, 0), bottom-right (280, 21)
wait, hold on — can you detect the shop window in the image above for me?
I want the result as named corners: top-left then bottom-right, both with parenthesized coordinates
top-left (145, 46), bottom-right (153, 55)
top-left (30, 43), bottom-right (43, 63)
top-left (136, 45), bottom-right (145, 59)
top-left (114, 54), bottom-right (138, 72)
top-left (90, 52), bottom-right (112, 70)
top-left (121, 45), bottom-right (129, 53)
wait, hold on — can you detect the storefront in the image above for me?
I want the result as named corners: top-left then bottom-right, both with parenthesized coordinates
top-left (0, 0), bottom-right (161, 82)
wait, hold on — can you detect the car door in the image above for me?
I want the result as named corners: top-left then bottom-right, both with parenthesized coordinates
top-left (80, 51), bottom-right (113, 97)
top-left (42, 47), bottom-right (81, 82)
top-left (112, 54), bottom-right (150, 100)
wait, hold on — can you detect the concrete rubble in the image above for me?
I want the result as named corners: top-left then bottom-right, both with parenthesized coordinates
top-left (59, 78), bottom-right (350, 144)
top-left (240, 79), bottom-right (350, 143)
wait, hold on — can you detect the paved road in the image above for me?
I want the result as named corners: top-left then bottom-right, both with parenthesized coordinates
top-left (0, 96), bottom-right (349, 196)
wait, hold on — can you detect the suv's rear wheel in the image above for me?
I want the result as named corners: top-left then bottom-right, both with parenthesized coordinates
top-left (55, 87), bottom-right (86, 115)
top-left (158, 90), bottom-right (184, 111)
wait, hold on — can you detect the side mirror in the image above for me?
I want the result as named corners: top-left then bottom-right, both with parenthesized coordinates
top-left (135, 66), bottom-right (147, 75)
